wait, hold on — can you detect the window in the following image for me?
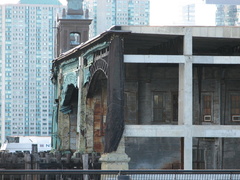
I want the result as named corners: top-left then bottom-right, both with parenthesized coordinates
top-left (152, 92), bottom-right (164, 123)
top-left (172, 92), bottom-right (178, 122)
top-left (202, 93), bottom-right (212, 122)
top-left (70, 32), bottom-right (80, 46)
top-left (230, 93), bottom-right (240, 121)
top-left (124, 91), bottom-right (137, 124)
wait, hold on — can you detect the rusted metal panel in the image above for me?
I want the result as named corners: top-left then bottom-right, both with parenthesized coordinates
top-left (93, 101), bottom-right (104, 153)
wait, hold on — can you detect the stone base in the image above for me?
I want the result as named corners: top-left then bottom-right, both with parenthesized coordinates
top-left (100, 152), bottom-right (130, 170)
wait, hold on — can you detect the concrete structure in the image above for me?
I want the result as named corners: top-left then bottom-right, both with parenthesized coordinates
top-left (83, 0), bottom-right (150, 38)
top-left (0, 0), bottom-right (63, 143)
top-left (52, 26), bottom-right (240, 170)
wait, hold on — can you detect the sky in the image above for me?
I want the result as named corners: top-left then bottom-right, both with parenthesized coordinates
top-left (0, 0), bottom-right (216, 26)
top-left (0, 0), bottom-right (67, 5)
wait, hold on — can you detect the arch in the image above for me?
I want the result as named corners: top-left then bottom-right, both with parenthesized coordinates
top-left (86, 70), bottom-right (107, 153)
top-left (60, 83), bottom-right (78, 152)
top-left (89, 58), bottom-right (108, 82)
top-left (87, 69), bottom-right (107, 98)
top-left (70, 32), bottom-right (81, 46)
top-left (60, 84), bottom-right (78, 114)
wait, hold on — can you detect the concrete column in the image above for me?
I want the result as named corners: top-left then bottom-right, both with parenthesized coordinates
top-left (100, 137), bottom-right (130, 170)
top-left (179, 57), bottom-right (193, 125)
top-left (183, 27), bottom-right (192, 56)
top-left (180, 27), bottom-right (193, 170)
top-left (179, 27), bottom-right (193, 125)
top-left (184, 135), bottom-right (193, 170)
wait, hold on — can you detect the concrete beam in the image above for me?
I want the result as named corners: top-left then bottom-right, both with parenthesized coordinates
top-left (124, 55), bottom-right (240, 65)
top-left (124, 125), bottom-right (240, 138)
top-left (123, 55), bottom-right (185, 63)
top-left (193, 56), bottom-right (240, 64)
top-left (121, 26), bottom-right (240, 38)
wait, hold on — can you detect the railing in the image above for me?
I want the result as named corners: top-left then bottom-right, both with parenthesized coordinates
top-left (1, 170), bottom-right (240, 180)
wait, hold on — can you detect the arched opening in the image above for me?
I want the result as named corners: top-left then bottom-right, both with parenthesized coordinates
top-left (70, 32), bottom-right (81, 46)
top-left (86, 70), bottom-right (107, 153)
top-left (61, 84), bottom-right (78, 152)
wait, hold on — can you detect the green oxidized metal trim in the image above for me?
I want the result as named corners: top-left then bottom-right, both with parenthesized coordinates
top-left (82, 42), bottom-right (109, 59)
top-left (60, 72), bottom-right (78, 108)
top-left (60, 71), bottom-right (78, 114)
top-left (59, 57), bottom-right (79, 114)
top-left (51, 103), bottom-right (61, 150)
top-left (82, 42), bottom-right (109, 85)
top-left (83, 67), bottom-right (90, 85)
top-left (61, 57), bottom-right (79, 73)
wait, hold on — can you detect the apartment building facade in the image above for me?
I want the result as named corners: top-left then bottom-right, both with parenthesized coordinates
top-left (0, 0), bottom-right (63, 143)
top-left (206, 0), bottom-right (240, 26)
top-left (83, 0), bottom-right (150, 38)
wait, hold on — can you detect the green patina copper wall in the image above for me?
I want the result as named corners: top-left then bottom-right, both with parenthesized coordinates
top-left (52, 57), bottom-right (79, 150)
top-left (60, 58), bottom-right (79, 114)
top-left (83, 42), bottom-right (109, 85)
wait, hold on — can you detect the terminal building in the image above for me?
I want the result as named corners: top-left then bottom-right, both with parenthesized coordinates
top-left (52, 25), bottom-right (240, 170)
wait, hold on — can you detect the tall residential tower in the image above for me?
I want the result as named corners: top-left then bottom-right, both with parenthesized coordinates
top-left (84, 0), bottom-right (150, 38)
top-left (205, 0), bottom-right (240, 26)
top-left (0, 0), bottom-right (63, 143)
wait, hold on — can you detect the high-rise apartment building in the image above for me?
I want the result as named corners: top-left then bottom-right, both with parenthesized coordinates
top-left (181, 0), bottom-right (216, 26)
top-left (83, 0), bottom-right (150, 38)
top-left (0, 0), bottom-right (63, 143)
top-left (205, 0), bottom-right (240, 26)
top-left (182, 4), bottom-right (196, 25)
top-left (215, 5), bottom-right (238, 26)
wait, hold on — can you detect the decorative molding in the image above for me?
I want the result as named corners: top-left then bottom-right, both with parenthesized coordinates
top-left (89, 58), bottom-right (108, 80)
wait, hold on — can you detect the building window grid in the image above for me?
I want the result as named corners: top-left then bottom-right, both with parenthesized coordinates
top-left (230, 93), bottom-right (240, 121)
top-left (152, 92), bottom-right (164, 123)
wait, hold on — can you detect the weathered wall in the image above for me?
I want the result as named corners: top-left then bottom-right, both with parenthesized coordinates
top-left (125, 137), bottom-right (181, 169)
top-left (193, 138), bottom-right (220, 169)
top-left (125, 64), bottom-right (240, 126)
top-left (55, 59), bottom-right (79, 151)
top-left (124, 63), bottom-right (179, 125)
top-left (193, 137), bottom-right (240, 169)
top-left (57, 113), bottom-right (70, 150)
top-left (85, 75), bottom-right (107, 153)
top-left (69, 91), bottom-right (78, 151)
top-left (193, 65), bottom-right (240, 125)
top-left (124, 64), bottom-right (180, 169)
top-left (223, 138), bottom-right (240, 169)
top-left (124, 64), bottom-right (240, 170)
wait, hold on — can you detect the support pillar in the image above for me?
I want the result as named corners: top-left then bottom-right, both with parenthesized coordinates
top-left (179, 57), bottom-right (193, 126)
top-left (179, 27), bottom-right (193, 170)
top-left (184, 134), bottom-right (193, 170)
top-left (100, 137), bottom-right (130, 170)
